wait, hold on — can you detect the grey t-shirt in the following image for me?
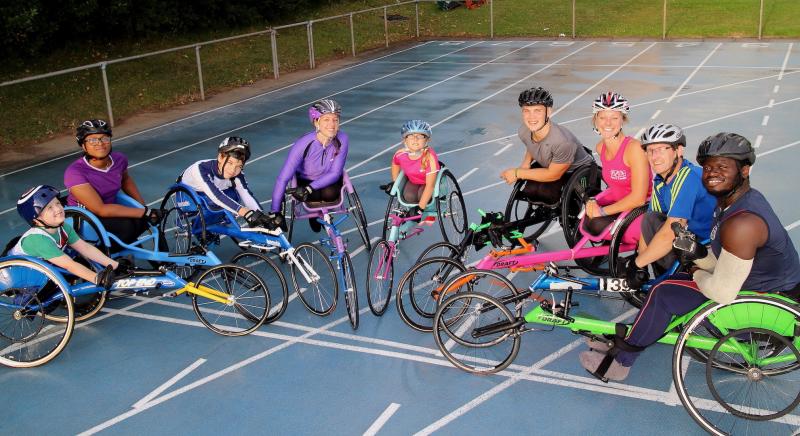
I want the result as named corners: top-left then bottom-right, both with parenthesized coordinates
top-left (517, 122), bottom-right (593, 171)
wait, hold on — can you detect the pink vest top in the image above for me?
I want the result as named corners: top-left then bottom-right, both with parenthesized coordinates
top-left (597, 136), bottom-right (652, 205)
top-left (392, 147), bottom-right (440, 185)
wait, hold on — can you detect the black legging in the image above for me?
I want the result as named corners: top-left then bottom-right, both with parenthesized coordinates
top-left (518, 162), bottom-right (574, 206)
top-left (297, 177), bottom-right (343, 204)
top-left (99, 216), bottom-right (154, 253)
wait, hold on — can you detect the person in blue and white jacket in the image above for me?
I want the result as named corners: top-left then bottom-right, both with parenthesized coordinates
top-left (180, 136), bottom-right (282, 229)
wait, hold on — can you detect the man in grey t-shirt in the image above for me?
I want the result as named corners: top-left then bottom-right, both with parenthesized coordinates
top-left (501, 87), bottom-right (593, 204)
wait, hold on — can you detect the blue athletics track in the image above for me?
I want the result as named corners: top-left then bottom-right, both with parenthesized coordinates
top-left (1, 40), bottom-right (800, 435)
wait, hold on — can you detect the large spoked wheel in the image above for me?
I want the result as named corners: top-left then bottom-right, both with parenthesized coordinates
top-left (290, 242), bottom-right (339, 316)
top-left (381, 194), bottom-right (400, 242)
top-left (673, 296), bottom-right (800, 435)
top-left (438, 269), bottom-right (522, 318)
top-left (503, 180), bottom-right (555, 242)
top-left (230, 251), bottom-right (289, 324)
top-left (608, 206), bottom-right (648, 308)
top-left (434, 292), bottom-right (521, 375)
top-left (346, 189), bottom-right (371, 252)
top-left (366, 240), bottom-right (393, 317)
top-left (560, 163), bottom-right (603, 247)
top-left (395, 257), bottom-right (466, 332)
top-left (435, 169), bottom-right (468, 245)
top-left (191, 264), bottom-right (269, 336)
top-left (160, 186), bottom-right (207, 278)
top-left (341, 252), bottom-right (359, 330)
top-left (0, 259), bottom-right (75, 368)
top-left (416, 241), bottom-right (462, 263)
top-left (61, 208), bottom-right (109, 322)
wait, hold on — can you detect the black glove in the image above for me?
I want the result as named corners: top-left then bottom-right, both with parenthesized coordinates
top-left (95, 265), bottom-right (116, 291)
top-left (244, 209), bottom-right (268, 227)
top-left (379, 182), bottom-right (394, 195)
top-left (264, 212), bottom-right (288, 231)
top-left (671, 222), bottom-right (708, 262)
top-left (406, 205), bottom-right (423, 219)
top-left (143, 206), bottom-right (165, 226)
top-left (114, 258), bottom-right (134, 275)
top-left (287, 186), bottom-right (313, 202)
top-left (624, 256), bottom-right (650, 290)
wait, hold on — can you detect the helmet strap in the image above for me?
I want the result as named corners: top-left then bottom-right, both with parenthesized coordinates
top-left (33, 218), bottom-right (62, 230)
top-left (662, 156), bottom-right (680, 182)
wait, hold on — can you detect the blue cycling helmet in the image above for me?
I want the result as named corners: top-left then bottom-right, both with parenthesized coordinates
top-left (17, 185), bottom-right (61, 226)
top-left (401, 120), bottom-right (432, 138)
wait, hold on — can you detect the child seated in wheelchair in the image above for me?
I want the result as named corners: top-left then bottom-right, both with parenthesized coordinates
top-left (179, 136), bottom-right (283, 230)
top-left (4, 185), bottom-right (123, 293)
top-left (582, 91), bottom-right (651, 237)
top-left (380, 120), bottom-right (440, 221)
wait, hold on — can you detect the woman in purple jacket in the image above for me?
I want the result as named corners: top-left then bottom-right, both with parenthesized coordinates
top-left (271, 99), bottom-right (349, 232)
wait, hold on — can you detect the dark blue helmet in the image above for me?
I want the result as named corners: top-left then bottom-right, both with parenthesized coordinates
top-left (17, 185), bottom-right (61, 225)
top-left (697, 132), bottom-right (755, 166)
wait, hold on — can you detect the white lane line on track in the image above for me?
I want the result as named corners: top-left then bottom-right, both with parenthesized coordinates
top-left (347, 42), bottom-right (594, 173)
top-left (79, 305), bottom-right (373, 436)
top-left (769, 98), bottom-right (775, 107)
top-left (774, 85), bottom-right (780, 93)
top-left (132, 358), bottom-right (206, 409)
top-left (684, 95), bottom-right (800, 129)
top-left (0, 41), bottom-right (436, 179)
top-left (350, 236), bottom-right (381, 258)
top-left (666, 43), bottom-right (721, 103)
top-left (413, 308), bottom-right (638, 436)
top-left (787, 219), bottom-right (800, 232)
top-left (493, 142), bottom-right (515, 156)
top-left (650, 109), bottom-right (661, 120)
top-left (754, 135), bottom-right (763, 148)
top-left (457, 168), bottom-right (479, 183)
top-left (762, 115), bottom-right (769, 126)
top-left (779, 42), bottom-right (794, 81)
top-left (757, 139), bottom-right (800, 158)
top-left (363, 403), bottom-right (402, 436)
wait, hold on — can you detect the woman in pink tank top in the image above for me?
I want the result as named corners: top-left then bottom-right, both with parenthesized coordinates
top-left (583, 92), bottom-right (652, 237)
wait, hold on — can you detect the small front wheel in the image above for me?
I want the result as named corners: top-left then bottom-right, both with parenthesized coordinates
top-left (434, 291), bottom-right (521, 375)
top-left (395, 257), bottom-right (466, 332)
top-left (366, 240), bottom-right (394, 316)
top-left (230, 251), bottom-right (289, 324)
top-left (341, 252), bottom-right (359, 330)
top-left (290, 242), bottom-right (338, 316)
top-left (191, 264), bottom-right (270, 336)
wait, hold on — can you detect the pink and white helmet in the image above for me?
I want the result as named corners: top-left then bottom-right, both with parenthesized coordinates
top-left (592, 91), bottom-right (630, 114)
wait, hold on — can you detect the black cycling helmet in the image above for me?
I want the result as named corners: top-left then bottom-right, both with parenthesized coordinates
top-left (76, 119), bottom-right (112, 146)
top-left (518, 87), bottom-right (554, 108)
top-left (218, 136), bottom-right (251, 162)
top-left (640, 123), bottom-right (686, 150)
top-left (696, 132), bottom-right (755, 166)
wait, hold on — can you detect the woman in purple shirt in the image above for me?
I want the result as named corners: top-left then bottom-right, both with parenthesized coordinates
top-left (64, 119), bottom-right (161, 247)
top-left (271, 99), bottom-right (349, 232)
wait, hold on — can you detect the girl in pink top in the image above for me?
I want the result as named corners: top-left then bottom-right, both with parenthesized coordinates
top-left (583, 92), bottom-right (651, 237)
top-left (388, 120), bottom-right (440, 216)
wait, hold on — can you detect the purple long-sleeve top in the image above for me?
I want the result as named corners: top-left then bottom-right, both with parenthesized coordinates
top-left (270, 130), bottom-right (349, 212)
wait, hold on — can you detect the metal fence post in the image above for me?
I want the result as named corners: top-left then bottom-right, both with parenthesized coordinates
top-left (100, 62), bottom-right (115, 127)
top-left (307, 21), bottom-right (315, 69)
top-left (384, 7), bottom-right (389, 47)
top-left (662, 0), bottom-right (667, 40)
top-left (415, 2), bottom-right (420, 38)
top-left (758, 0), bottom-right (764, 39)
top-left (195, 45), bottom-right (205, 101)
top-left (270, 29), bottom-right (279, 79)
top-left (350, 13), bottom-right (356, 56)
top-left (490, 0), bottom-right (494, 38)
top-left (572, 0), bottom-right (576, 38)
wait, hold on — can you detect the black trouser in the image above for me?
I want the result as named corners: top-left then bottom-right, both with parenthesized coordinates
top-left (518, 162), bottom-right (574, 206)
top-left (582, 214), bottom-right (619, 237)
top-left (297, 177), bottom-right (343, 204)
top-left (99, 216), bottom-right (159, 253)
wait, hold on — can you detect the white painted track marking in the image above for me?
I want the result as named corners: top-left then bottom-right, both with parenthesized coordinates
top-left (363, 403), bottom-right (402, 436)
top-left (132, 358), bottom-right (206, 409)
